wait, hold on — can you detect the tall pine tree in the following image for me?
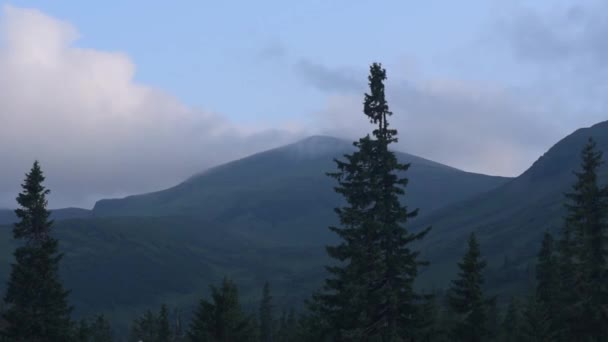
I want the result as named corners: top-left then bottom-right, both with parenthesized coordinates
top-left (447, 232), bottom-right (488, 342)
top-left (314, 63), bottom-right (430, 341)
top-left (158, 304), bottom-right (172, 342)
top-left (188, 277), bottom-right (256, 342)
top-left (2, 161), bottom-right (73, 341)
top-left (519, 296), bottom-right (555, 342)
top-left (259, 282), bottom-right (274, 342)
top-left (501, 298), bottom-right (521, 342)
top-left (534, 232), bottom-right (559, 333)
top-left (559, 137), bottom-right (608, 340)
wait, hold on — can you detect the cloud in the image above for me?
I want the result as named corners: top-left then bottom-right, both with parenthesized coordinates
top-left (312, 75), bottom-right (559, 177)
top-left (294, 59), bottom-right (364, 93)
top-left (499, 1), bottom-right (608, 65)
top-left (256, 40), bottom-right (288, 61)
top-left (0, 6), bottom-right (301, 208)
top-left (303, 1), bottom-right (608, 177)
top-left (493, 0), bottom-right (608, 130)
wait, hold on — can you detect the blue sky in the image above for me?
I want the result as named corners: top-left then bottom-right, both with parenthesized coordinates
top-left (9, 0), bottom-right (498, 123)
top-left (1, 0), bottom-right (607, 207)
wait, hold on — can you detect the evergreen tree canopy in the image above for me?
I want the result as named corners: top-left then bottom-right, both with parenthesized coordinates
top-left (534, 232), bottom-right (559, 334)
top-left (188, 277), bottom-right (255, 342)
top-left (2, 161), bottom-right (73, 342)
top-left (519, 296), bottom-right (555, 342)
top-left (259, 282), bottom-right (274, 342)
top-left (158, 304), bottom-right (171, 342)
top-left (128, 305), bottom-right (171, 342)
top-left (559, 137), bottom-right (608, 339)
top-left (447, 232), bottom-right (488, 342)
top-left (501, 298), bottom-right (521, 342)
top-left (314, 62), bottom-right (430, 341)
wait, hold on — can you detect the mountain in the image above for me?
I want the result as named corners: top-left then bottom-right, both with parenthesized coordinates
top-left (0, 135), bottom-right (511, 334)
top-left (92, 136), bottom-right (510, 245)
top-left (415, 120), bottom-right (608, 295)
top-left (0, 207), bottom-right (91, 225)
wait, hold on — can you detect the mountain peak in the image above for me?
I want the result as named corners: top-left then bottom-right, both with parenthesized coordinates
top-left (279, 135), bottom-right (353, 159)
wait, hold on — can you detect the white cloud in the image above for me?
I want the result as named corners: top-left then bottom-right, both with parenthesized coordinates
top-left (0, 6), bottom-right (301, 208)
top-left (310, 74), bottom-right (561, 177)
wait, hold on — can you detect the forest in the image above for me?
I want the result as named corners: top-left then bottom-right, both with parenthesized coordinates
top-left (1, 63), bottom-right (606, 341)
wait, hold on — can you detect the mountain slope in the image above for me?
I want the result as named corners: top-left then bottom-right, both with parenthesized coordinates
top-left (92, 136), bottom-right (510, 245)
top-left (0, 207), bottom-right (91, 225)
top-left (415, 120), bottom-right (608, 292)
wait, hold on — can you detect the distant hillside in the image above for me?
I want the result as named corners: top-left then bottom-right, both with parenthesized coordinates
top-left (92, 136), bottom-right (510, 245)
top-left (0, 135), bottom-right (511, 333)
top-left (414, 120), bottom-right (608, 295)
top-left (0, 207), bottom-right (91, 225)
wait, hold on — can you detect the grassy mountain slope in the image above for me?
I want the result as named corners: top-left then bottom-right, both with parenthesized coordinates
top-left (0, 135), bottom-right (511, 334)
top-left (0, 207), bottom-right (91, 225)
top-left (92, 136), bottom-right (510, 245)
top-left (415, 120), bottom-right (608, 295)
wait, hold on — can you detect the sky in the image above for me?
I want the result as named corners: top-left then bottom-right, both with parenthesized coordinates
top-left (1, 0), bottom-right (608, 208)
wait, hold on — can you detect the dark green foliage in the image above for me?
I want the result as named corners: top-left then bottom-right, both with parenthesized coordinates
top-left (534, 232), bottom-right (559, 334)
top-left (558, 137), bottom-right (608, 340)
top-left (315, 63), bottom-right (430, 341)
top-left (0, 138), bottom-right (511, 333)
top-left (187, 277), bottom-right (255, 342)
top-left (535, 233), bottom-right (559, 309)
top-left (295, 299), bottom-right (332, 342)
top-left (158, 304), bottom-right (171, 342)
top-left (2, 161), bottom-right (73, 341)
top-left (77, 315), bottom-right (113, 342)
top-left (484, 297), bottom-right (500, 340)
top-left (501, 298), bottom-right (521, 342)
top-left (259, 282), bottom-right (273, 342)
top-left (556, 221), bottom-right (577, 340)
top-left (129, 305), bottom-right (171, 342)
top-left (412, 293), bottom-right (442, 342)
top-left (129, 310), bottom-right (160, 342)
top-left (519, 296), bottom-right (555, 342)
top-left (447, 233), bottom-right (488, 342)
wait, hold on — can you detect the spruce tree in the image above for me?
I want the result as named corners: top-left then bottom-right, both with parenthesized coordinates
top-left (158, 304), bottom-right (171, 342)
top-left (534, 232), bottom-right (559, 332)
top-left (556, 221), bottom-right (577, 340)
top-left (560, 137), bottom-right (608, 340)
top-left (519, 296), bottom-right (555, 342)
top-left (89, 314), bottom-right (113, 342)
top-left (314, 62), bottom-right (430, 341)
top-left (2, 161), bottom-right (73, 341)
top-left (447, 232), bottom-right (487, 342)
top-left (259, 282), bottom-right (273, 342)
top-left (188, 277), bottom-right (255, 341)
top-left (129, 310), bottom-right (159, 342)
top-left (501, 298), bottom-right (521, 342)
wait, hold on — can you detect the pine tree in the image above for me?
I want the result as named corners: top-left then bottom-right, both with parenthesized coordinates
top-left (158, 304), bottom-right (171, 342)
top-left (286, 308), bottom-right (297, 341)
top-left (188, 277), bottom-right (256, 341)
top-left (447, 232), bottom-right (488, 342)
top-left (501, 298), bottom-right (521, 342)
top-left (76, 319), bottom-right (91, 342)
top-left (484, 297), bottom-right (499, 341)
top-left (259, 282), bottom-right (274, 342)
top-left (89, 314), bottom-right (113, 342)
top-left (129, 309), bottom-right (159, 342)
top-left (519, 296), bottom-right (555, 342)
top-left (535, 232), bottom-right (559, 332)
top-left (2, 161), bottom-right (73, 341)
top-left (413, 293), bottom-right (440, 342)
top-left (314, 62), bottom-right (430, 341)
top-left (559, 137), bottom-right (608, 340)
top-left (556, 221), bottom-right (577, 341)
